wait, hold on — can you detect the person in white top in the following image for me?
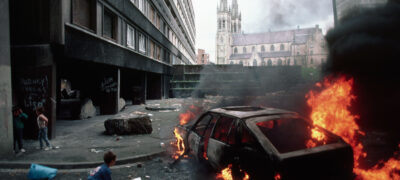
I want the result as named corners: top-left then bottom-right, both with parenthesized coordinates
top-left (36, 107), bottom-right (52, 150)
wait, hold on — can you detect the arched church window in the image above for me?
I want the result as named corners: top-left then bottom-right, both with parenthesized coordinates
top-left (252, 46), bottom-right (255, 52)
top-left (268, 59), bottom-right (272, 66)
top-left (253, 59), bottom-right (257, 66)
top-left (239, 60), bottom-right (243, 65)
top-left (261, 45), bottom-right (265, 52)
top-left (287, 59), bottom-right (291, 65)
top-left (262, 60), bottom-right (266, 66)
top-left (310, 58), bottom-right (314, 64)
top-left (230, 61), bottom-right (233, 65)
top-left (218, 20), bottom-right (221, 30)
top-left (280, 44), bottom-right (284, 51)
top-left (243, 47), bottom-right (247, 53)
top-left (271, 45), bottom-right (275, 51)
top-left (278, 59), bottom-right (283, 66)
top-left (220, 37), bottom-right (223, 43)
top-left (223, 20), bottom-right (226, 28)
top-left (234, 47), bottom-right (238, 54)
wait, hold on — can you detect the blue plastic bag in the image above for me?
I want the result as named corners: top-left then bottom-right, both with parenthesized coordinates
top-left (27, 164), bottom-right (57, 180)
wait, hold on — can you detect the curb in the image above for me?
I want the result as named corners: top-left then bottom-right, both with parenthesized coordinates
top-left (0, 150), bottom-right (166, 170)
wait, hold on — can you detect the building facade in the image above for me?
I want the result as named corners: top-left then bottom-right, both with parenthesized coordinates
top-left (216, 0), bottom-right (328, 67)
top-left (196, 49), bottom-right (210, 65)
top-left (335, 0), bottom-right (388, 21)
top-left (9, 0), bottom-right (196, 138)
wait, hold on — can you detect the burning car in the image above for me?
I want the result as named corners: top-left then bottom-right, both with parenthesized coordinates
top-left (175, 106), bottom-right (354, 180)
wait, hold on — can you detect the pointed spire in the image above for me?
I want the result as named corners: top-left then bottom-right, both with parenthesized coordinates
top-left (219, 0), bottom-right (228, 12)
top-left (232, 0), bottom-right (239, 18)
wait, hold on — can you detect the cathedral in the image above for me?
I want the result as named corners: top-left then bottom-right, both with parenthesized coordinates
top-left (216, 0), bottom-right (328, 67)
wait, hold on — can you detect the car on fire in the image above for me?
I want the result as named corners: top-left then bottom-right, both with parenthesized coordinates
top-left (175, 106), bottom-right (354, 180)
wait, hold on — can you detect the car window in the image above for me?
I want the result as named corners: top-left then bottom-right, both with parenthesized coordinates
top-left (203, 115), bottom-right (218, 154)
top-left (212, 116), bottom-right (235, 144)
top-left (194, 114), bottom-right (212, 136)
top-left (241, 124), bottom-right (257, 145)
top-left (256, 118), bottom-right (339, 153)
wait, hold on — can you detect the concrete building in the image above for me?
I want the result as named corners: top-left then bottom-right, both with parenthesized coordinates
top-left (9, 0), bottom-right (196, 139)
top-left (0, 0), bottom-right (14, 157)
top-left (216, 0), bottom-right (328, 67)
top-left (334, 0), bottom-right (388, 21)
top-left (196, 49), bottom-right (210, 65)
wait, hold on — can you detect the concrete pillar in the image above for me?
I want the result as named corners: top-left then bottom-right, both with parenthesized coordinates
top-left (0, 0), bottom-right (14, 157)
top-left (99, 67), bottom-right (120, 115)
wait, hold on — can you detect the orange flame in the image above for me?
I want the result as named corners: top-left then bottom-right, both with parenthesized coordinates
top-left (179, 105), bottom-right (200, 125)
top-left (216, 164), bottom-right (250, 180)
top-left (274, 173), bottom-right (281, 180)
top-left (172, 128), bottom-right (185, 159)
top-left (307, 75), bottom-right (400, 179)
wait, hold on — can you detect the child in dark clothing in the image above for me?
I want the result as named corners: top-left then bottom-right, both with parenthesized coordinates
top-left (88, 151), bottom-right (116, 180)
top-left (13, 106), bottom-right (28, 153)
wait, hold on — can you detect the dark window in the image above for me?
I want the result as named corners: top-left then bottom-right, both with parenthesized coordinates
top-left (268, 59), bottom-right (272, 66)
top-left (234, 47), bottom-right (238, 54)
top-left (261, 45), bottom-right (265, 52)
top-left (262, 60), bottom-right (266, 66)
top-left (230, 61), bottom-right (234, 65)
top-left (270, 45), bottom-right (275, 51)
top-left (243, 47), bottom-right (247, 53)
top-left (194, 114), bottom-right (212, 136)
top-left (280, 44), bottom-right (284, 51)
top-left (241, 125), bottom-right (257, 145)
top-left (310, 58), bottom-right (314, 64)
top-left (278, 59), bottom-right (283, 66)
top-left (310, 50), bottom-right (313, 55)
top-left (203, 115), bottom-right (218, 155)
top-left (239, 60), bottom-right (243, 65)
top-left (252, 46), bottom-right (255, 52)
top-left (253, 59), bottom-right (257, 66)
top-left (72, 0), bottom-right (96, 31)
top-left (212, 116), bottom-right (235, 144)
top-left (103, 9), bottom-right (117, 40)
top-left (287, 59), bottom-right (291, 65)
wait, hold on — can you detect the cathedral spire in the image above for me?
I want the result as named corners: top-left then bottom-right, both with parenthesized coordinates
top-left (219, 0), bottom-right (228, 12)
top-left (232, 0), bottom-right (239, 18)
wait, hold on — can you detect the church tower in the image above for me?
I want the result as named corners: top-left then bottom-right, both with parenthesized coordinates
top-left (231, 0), bottom-right (242, 34)
top-left (216, 0), bottom-right (231, 64)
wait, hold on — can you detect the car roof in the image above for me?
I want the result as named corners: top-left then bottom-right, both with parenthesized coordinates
top-left (209, 106), bottom-right (297, 119)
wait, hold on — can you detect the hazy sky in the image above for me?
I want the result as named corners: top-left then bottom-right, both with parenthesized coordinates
top-left (193, 0), bottom-right (334, 63)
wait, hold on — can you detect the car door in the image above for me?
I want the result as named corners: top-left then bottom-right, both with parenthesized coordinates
top-left (206, 115), bottom-right (238, 169)
top-left (187, 113), bottom-right (215, 159)
top-left (237, 122), bottom-right (275, 180)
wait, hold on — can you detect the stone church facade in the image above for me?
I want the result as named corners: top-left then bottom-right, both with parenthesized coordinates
top-left (216, 0), bottom-right (328, 67)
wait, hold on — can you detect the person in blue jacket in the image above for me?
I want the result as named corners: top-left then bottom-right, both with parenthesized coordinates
top-left (13, 106), bottom-right (28, 153)
top-left (88, 151), bottom-right (116, 180)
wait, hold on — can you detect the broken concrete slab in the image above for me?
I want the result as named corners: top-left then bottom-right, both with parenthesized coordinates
top-left (119, 98), bottom-right (126, 112)
top-left (80, 99), bottom-right (96, 119)
top-left (104, 113), bottom-right (153, 135)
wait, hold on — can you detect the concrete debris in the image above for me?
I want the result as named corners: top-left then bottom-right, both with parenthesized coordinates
top-left (145, 175), bottom-right (150, 179)
top-left (104, 113), bottom-right (152, 135)
top-left (132, 178), bottom-right (141, 180)
top-left (160, 142), bottom-right (165, 148)
top-left (80, 99), bottom-right (96, 119)
top-left (118, 98), bottom-right (126, 112)
top-left (90, 149), bottom-right (103, 153)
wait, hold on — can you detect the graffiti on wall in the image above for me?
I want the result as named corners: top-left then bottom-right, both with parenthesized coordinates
top-left (19, 76), bottom-right (49, 111)
top-left (100, 77), bottom-right (118, 93)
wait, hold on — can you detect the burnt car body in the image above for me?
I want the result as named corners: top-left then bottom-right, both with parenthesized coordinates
top-left (175, 106), bottom-right (354, 180)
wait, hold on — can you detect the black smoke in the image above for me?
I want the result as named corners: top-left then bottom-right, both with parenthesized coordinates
top-left (324, 1), bottom-right (400, 133)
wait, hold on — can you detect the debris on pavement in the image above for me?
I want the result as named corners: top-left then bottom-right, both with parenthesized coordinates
top-left (28, 164), bottom-right (57, 180)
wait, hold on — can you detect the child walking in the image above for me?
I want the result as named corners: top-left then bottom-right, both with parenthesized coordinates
top-left (36, 107), bottom-right (52, 150)
top-left (88, 151), bottom-right (117, 180)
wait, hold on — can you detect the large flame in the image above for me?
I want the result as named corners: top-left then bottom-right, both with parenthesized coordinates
top-left (216, 164), bottom-right (250, 180)
top-left (307, 75), bottom-right (400, 179)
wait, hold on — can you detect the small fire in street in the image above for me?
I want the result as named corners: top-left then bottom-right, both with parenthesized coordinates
top-left (172, 128), bottom-right (185, 160)
top-left (216, 164), bottom-right (250, 180)
top-left (306, 75), bottom-right (400, 180)
top-left (274, 173), bottom-right (281, 180)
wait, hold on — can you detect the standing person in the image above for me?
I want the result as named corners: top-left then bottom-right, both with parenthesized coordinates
top-left (12, 106), bottom-right (27, 153)
top-left (36, 107), bottom-right (52, 150)
top-left (88, 151), bottom-right (116, 180)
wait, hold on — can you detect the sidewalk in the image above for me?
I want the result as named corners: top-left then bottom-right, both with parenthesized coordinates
top-left (0, 99), bottom-right (186, 169)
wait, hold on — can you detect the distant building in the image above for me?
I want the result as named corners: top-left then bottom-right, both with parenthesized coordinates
top-left (334, 0), bottom-right (388, 21)
top-left (196, 49), bottom-right (210, 65)
top-left (216, 0), bottom-right (328, 67)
